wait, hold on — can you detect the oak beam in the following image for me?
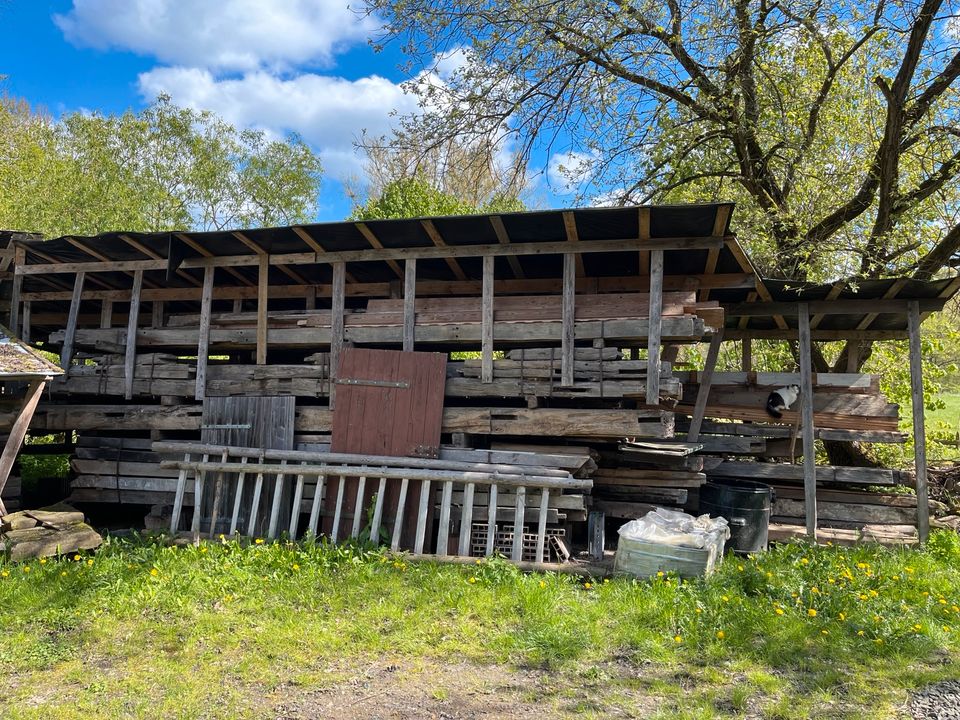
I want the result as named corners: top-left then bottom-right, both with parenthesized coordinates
top-left (908, 301), bottom-right (930, 543)
top-left (798, 303), bottom-right (817, 538)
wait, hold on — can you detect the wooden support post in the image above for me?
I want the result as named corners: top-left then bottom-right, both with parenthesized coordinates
top-left (8, 247), bottom-right (24, 335)
top-left (908, 300), bottom-right (930, 543)
top-left (561, 253), bottom-right (575, 387)
top-left (151, 300), bottom-right (164, 328)
top-left (646, 249), bottom-right (664, 405)
top-left (403, 258), bottom-right (416, 352)
top-left (305, 287), bottom-right (316, 311)
top-left (123, 269), bottom-right (143, 400)
top-left (742, 338), bottom-right (752, 372)
top-left (330, 261), bottom-right (346, 408)
top-left (100, 299), bottom-right (113, 329)
top-left (61, 271), bottom-right (86, 368)
top-left (511, 485), bottom-right (526, 562)
top-left (195, 266), bottom-right (214, 401)
top-left (0, 378), bottom-right (45, 511)
top-left (846, 341), bottom-right (859, 373)
top-left (587, 510), bottom-right (605, 560)
top-left (21, 301), bottom-right (31, 344)
top-left (687, 329), bottom-right (724, 442)
top-left (482, 255), bottom-right (494, 383)
top-left (485, 483), bottom-right (498, 556)
top-left (798, 303), bottom-right (817, 538)
top-left (256, 255), bottom-right (268, 365)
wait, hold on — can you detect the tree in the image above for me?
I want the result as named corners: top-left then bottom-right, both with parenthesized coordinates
top-left (0, 94), bottom-right (323, 237)
top-left (351, 175), bottom-right (524, 220)
top-left (366, 0), bottom-right (959, 285)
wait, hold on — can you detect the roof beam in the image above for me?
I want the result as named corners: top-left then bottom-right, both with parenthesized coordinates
top-left (232, 231), bottom-right (309, 285)
top-left (726, 298), bottom-right (946, 317)
top-left (699, 205), bottom-right (731, 303)
top-left (354, 222), bottom-right (404, 278)
top-left (292, 226), bottom-right (358, 283)
top-left (175, 233), bottom-right (255, 288)
top-left (561, 212), bottom-right (586, 277)
top-left (421, 219), bottom-right (468, 281)
top-left (489, 216), bottom-right (524, 279)
top-left (809, 281), bottom-right (845, 329)
top-left (120, 234), bottom-right (202, 288)
top-left (855, 278), bottom-right (908, 330)
top-left (66, 237), bottom-right (162, 291)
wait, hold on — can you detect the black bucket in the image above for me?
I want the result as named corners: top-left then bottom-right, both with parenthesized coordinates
top-left (699, 478), bottom-right (774, 553)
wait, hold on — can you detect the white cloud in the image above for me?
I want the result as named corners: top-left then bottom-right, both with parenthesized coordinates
top-left (138, 67), bottom-right (421, 178)
top-left (547, 150), bottom-right (599, 194)
top-left (55, 0), bottom-right (376, 72)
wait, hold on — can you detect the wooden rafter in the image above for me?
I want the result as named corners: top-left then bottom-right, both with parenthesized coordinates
top-left (292, 226), bottom-right (358, 284)
top-left (699, 205), bottom-right (731, 303)
top-left (27, 244), bottom-right (116, 292)
top-left (810, 281), bottom-right (845, 329)
top-left (120, 234), bottom-right (202, 288)
top-left (489, 216), bottom-right (524, 279)
top-left (355, 222), bottom-right (404, 278)
top-left (66, 237), bottom-right (161, 290)
top-left (232, 231), bottom-right (309, 285)
top-left (638, 206), bottom-right (651, 276)
top-left (175, 232), bottom-right (255, 288)
top-left (855, 278), bottom-right (907, 330)
top-left (724, 238), bottom-right (788, 330)
top-left (561, 212), bottom-right (586, 277)
top-left (421, 219), bottom-right (468, 281)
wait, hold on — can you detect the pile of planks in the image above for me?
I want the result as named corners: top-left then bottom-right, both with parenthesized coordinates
top-left (0, 505), bottom-right (102, 561)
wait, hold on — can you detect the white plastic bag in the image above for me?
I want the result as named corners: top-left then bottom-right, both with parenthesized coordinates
top-left (618, 507), bottom-right (730, 549)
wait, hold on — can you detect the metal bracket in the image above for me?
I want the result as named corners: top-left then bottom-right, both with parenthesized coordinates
top-left (335, 378), bottom-right (409, 388)
top-left (200, 424), bottom-right (252, 430)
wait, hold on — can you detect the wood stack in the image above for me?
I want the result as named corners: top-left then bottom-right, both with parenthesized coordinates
top-left (0, 505), bottom-right (102, 561)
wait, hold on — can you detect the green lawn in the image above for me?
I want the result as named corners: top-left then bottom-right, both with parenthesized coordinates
top-left (3, 534), bottom-right (960, 718)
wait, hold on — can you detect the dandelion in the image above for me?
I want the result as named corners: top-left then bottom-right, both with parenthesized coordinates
top-left (905, 567), bottom-right (914, 573)
top-left (869, 590), bottom-right (878, 598)
top-left (821, 630), bottom-right (829, 636)
top-left (766, 572), bottom-right (773, 578)
top-left (86, 559), bottom-right (94, 567)
top-left (939, 598), bottom-right (947, 605)
top-left (775, 608), bottom-right (784, 616)
top-left (944, 626), bottom-right (952, 632)
top-left (674, 635), bottom-right (682, 643)
top-left (219, 534), bottom-right (225, 540)
top-left (800, 558), bottom-right (809, 565)
top-left (857, 562), bottom-right (869, 570)
top-left (811, 586), bottom-right (820, 594)
top-left (0, 570), bottom-right (7, 578)
top-left (695, 608), bottom-right (702, 614)
top-left (475, 559), bottom-right (482, 565)
top-left (584, 582), bottom-right (592, 589)
top-left (828, 578), bottom-right (836, 584)
top-left (873, 615), bottom-right (882, 623)
top-left (922, 591), bottom-right (930, 598)
top-left (792, 592), bottom-right (799, 599)
top-left (875, 638), bottom-right (884, 645)
top-left (953, 605), bottom-right (960, 613)
top-left (716, 630), bottom-right (725, 640)
top-left (200, 547), bottom-right (207, 553)
top-left (23, 566), bottom-right (30, 573)
top-left (721, 595), bottom-right (730, 602)
top-left (808, 608), bottom-right (817, 618)
top-left (913, 624), bottom-right (923, 632)
top-left (603, 578), bottom-right (609, 584)
top-left (539, 580), bottom-right (546, 588)
top-left (839, 613), bottom-right (846, 621)
top-left (60, 571), bottom-right (67, 577)
top-left (150, 568), bottom-right (159, 577)
top-left (859, 594), bottom-right (868, 601)
top-left (39, 558), bottom-right (47, 565)
top-left (468, 577), bottom-right (477, 584)
top-left (737, 565), bottom-right (744, 572)
top-left (857, 630), bottom-right (865, 636)
top-left (292, 564), bottom-right (300, 571)
top-left (657, 571), bottom-right (664, 578)
top-left (254, 538), bottom-right (264, 545)
top-left (73, 555), bottom-right (81, 561)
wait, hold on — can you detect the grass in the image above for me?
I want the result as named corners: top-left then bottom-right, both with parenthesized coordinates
top-left (3, 533), bottom-right (960, 718)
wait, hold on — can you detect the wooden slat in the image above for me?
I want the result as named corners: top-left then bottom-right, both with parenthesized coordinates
top-left (123, 270), bottom-right (144, 400)
top-left (741, 338), bottom-right (752, 371)
top-left (208, 450), bottom-right (228, 539)
top-left (350, 475), bottom-right (367, 539)
top-left (403, 258), bottom-right (416, 352)
top-left (562, 211), bottom-right (586, 276)
top-left (415, 479), bottom-right (431, 554)
top-left (458, 481), bottom-right (475, 556)
top-left (247, 468), bottom-right (265, 538)
top-left (195, 266), bottom-right (214, 400)
top-left (307, 473), bottom-right (325, 536)
top-left (536, 488), bottom-right (549, 563)
top-left (485, 483), bottom-right (498, 556)
top-left (511, 485), bottom-right (526, 562)
top-left (810, 282), bottom-right (845, 329)
top-left (191, 467), bottom-right (205, 541)
top-left (175, 232), bottom-right (254, 287)
top-left (100, 299), bottom-right (113, 329)
top-left (646, 249), bottom-right (664, 404)
top-left (687, 329), bottom-right (724, 442)
top-left (908, 301), bottom-right (929, 542)
top-left (21, 301), bottom-right (31, 344)
top-left (798, 304), bottom-right (817, 538)
top-left (61, 271), bottom-right (86, 368)
top-left (481, 255), bottom-right (494, 383)
top-left (268, 460), bottom-right (288, 538)
top-left (561, 254), bottom-right (575, 387)
top-left (436, 479), bottom-right (453, 555)
top-left (230, 456), bottom-right (249, 536)
top-left (490, 216), bottom-right (524, 278)
top-left (331, 475), bottom-right (346, 543)
top-left (856, 278), bottom-right (907, 330)
top-left (256, 255), bottom-right (268, 365)
top-left (8, 247), bottom-right (24, 335)
top-left (390, 477), bottom-right (409, 551)
top-left (289, 464), bottom-right (307, 537)
top-left (170, 452), bottom-right (191, 534)
top-left (370, 476), bottom-right (387, 544)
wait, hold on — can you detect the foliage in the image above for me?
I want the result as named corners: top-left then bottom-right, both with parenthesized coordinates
top-left (2, 535), bottom-right (960, 717)
top-left (0, 94), bottom-right (323, 237)
top-left (351, 175), bottom-right (524, 220)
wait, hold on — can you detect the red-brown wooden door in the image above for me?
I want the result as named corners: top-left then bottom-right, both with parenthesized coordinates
top-left (326, 348), bottom-right (447, 548)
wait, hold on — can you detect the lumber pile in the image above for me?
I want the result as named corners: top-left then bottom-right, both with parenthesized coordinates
top-left (0, 505), bottom-right (102, 561)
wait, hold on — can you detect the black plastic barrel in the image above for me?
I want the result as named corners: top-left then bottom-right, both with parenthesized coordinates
top-left (699, 478), bottom-right (774, 553)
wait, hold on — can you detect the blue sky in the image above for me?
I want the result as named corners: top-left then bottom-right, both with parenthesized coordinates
top-left (0, 0), bottom-right (578, 221)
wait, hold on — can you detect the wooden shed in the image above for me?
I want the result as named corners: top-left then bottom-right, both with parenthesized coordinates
top-left (2, 205), bottom-right (955, 563)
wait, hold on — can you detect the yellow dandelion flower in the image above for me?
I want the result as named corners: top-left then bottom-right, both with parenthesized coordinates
top-left (737, 565), bottom-right (744, 572)
top-left (775, 608), bottom-right (785, 616)
top-left (875, 638), bottom-right (884, 644)
top-left (859, 594), bottom-right (868, 601)
top-left (873, 615), bottom-right (881, 623)
top-left (73, 555), bottom-right (81, 561)
top-left (792, 592), bottom-right (799, 599)
top-left (828, 578), bottom-right (835, 584)
top-left (913, 624), bottom-right (923, 632)
top-left (39, 558), bottom-right (47, 565)
top-left (539, 580), bottom-right (546, 588)
top-left (254, 538), bottom-right (264, 545)
top-left (800, 558), bottom-right (809, 565)
top-left (808, 608), bottom-right (817, 617)
top-left (60, 571), bottom-right (67, 577)
top-left (922, 591), bottom-right (930, 597)
top-left (953, 605), bottom-right (960, 613)
top-left (200, 547), bottom-right (207, 553)
top-left (857, 563), bottom-right (869, 570)
top-left (716, 630), bottom-right (725, 640)
top-left (695, 608), bottom-right (702, 614)
top-left (603, 578), bottom-right (609, 584)
top-left (468, 577), bottom-right (477, 584)
top-left (150, 568), bottom-right (159, 577)
top-left (939, 598), bottom-right (947, 604)
top-left (23, 566), bottom-right (30, 573)
top-left (0, 570), bottom-right (7, 578)
top-left (292, 564), bottom-right (300, 571)
top-left (944, 626), bottom-right (952, 632)
top-left (905, 567), bottom-right (914, 573)
top-left (857, 630), bottom-right (865, 636)
top-left (86, 559), bottom-right (94, 566)
top-left (674, 635), bottom-right (683, 643)
top-left (869, 590), bottom-right (878, 598)
top-left (821, 630), bottom-right (829, 636)
top-left (475, 558), bottom-right (482, 564)
top-left (657, 571), bottom-right (664, 578)
top-left (721, 595), bottom-right (730, 602)
top-left (584, 582), bottom-right (592, 589)
top-left (839, 613), bottom-right (846, 621)
top-left (766, 572), bottom-right (773, 578)
top-left (811, 587), bottom-right (820, 594)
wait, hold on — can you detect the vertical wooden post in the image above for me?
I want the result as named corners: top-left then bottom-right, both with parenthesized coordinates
top-left (151, 301), bottom-right (164, 328)
top-left (0, 378), bottom-right (46, 512)
top-left (741, 338), bottom-right (752, 372)
top-left (798, 303), bottom-right (817, 538)
top-left (21, 302), bottom-right (31, 344)
top-left (587, 510), bottom-right (605, 560)
top-left (100, 300), bottom-right (113, 329)
top-left (908, 301), bottom-right (930, 543)
top-left (687, 329), bottom-right (724, 442)
top-left (403, 258), bottom-right (416, 352)
top-left (846, 341), bottom-right (859, 373)
top-left (645, 249), bottom-right (664, 405)
top-left (256, 255), bottom-right (269, 365)
top-left (305, 287), bottom-right (316, 311)
top-left (8, 247), bottom-right (24, 336)
top-left (61, 271), bottom-right (86, 368)
top-left (195, 266), bottom-right (214, 401)
top-left (481, 255), bottom-right (494, 383)
top-left (561, 253), bottom-right (575, 387)
top-left (123, 269), bottom-right (144, 401)
top-left (329, 261), bottom-right (346, 408)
